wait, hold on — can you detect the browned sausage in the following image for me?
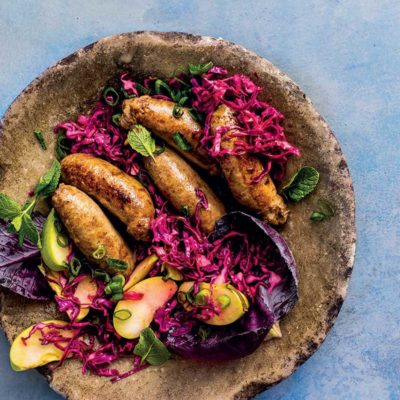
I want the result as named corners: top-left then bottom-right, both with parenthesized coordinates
top-left (143, 147), bottom-right (226, 233)
top-left (52, 184), bottom-right (135, 277)
top-left (61, 153), bottom-right (154, 241)
top-left (120, 95), bottom-right (219, 175)
top-left (210, 105), bottom-right (289, 225)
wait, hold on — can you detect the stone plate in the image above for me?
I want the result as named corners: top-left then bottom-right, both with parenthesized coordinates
top-left (0, 32), bottom-right (355, 400)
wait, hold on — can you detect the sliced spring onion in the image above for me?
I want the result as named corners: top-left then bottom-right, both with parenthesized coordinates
top-left (172, 132), bottom-right (192, 151)
top-left (69, 257), bottom-right (81, 277)
top-left (92, 244), bottom-right (106, 260)
top-left (106, 258), bottom-right (128, 271)
top-left (114, 309), bottom-right (132, 321)
top-left (135, 82), bottom-right (151, 95)
top-left (172, 104), bottom-right (184, 119)
top-left (56, 233), bottom-right (69, 248)
top-left (103, 87), bottom-right (119, 106)
top-left (153, 143), bottom-right (165, 155)
top-left (155, 79), bottom-right (172, 96)
top-left (112, 113), bottom-right (122, 125)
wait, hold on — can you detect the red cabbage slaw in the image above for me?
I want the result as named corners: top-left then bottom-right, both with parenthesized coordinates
top-left (38, 64), bottom-right (298, 379)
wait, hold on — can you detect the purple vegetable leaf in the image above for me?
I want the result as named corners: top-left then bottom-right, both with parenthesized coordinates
top-left (0, 214), bottom-right (51, 300)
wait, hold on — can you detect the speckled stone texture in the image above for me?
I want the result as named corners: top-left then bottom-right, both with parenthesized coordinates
top-left (0, 32), bottom-right (354, 400)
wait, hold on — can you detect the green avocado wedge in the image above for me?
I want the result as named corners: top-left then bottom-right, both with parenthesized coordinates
top-left (41, 208), bottom-right (69, 271)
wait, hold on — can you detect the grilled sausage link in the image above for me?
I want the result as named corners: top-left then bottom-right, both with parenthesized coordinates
top-left (120, 95), bottom-right (219, 175)
top-left (210, 105), bottom-right (289, 225)
top-left (52, 184), bottom-right (135, 276)
top-left (61, 153), bottom-right (154, 241)
top-left (143, 147), bottom-right (226, 233)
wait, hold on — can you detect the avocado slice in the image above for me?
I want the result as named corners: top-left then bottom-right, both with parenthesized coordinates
top-left (178, 282), bottom-right (249, 326)
top-left (114, 277), bottom-right (177, 339)
top-left (10, 320), bottom-right (73, 371)
top-left (41, 209), bottom-right (69, 271)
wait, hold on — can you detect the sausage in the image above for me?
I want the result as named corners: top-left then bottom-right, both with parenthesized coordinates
top-left (120, 95), bottom-right (219, 175)
top-left (143, 147), bottom-right (226, 233)
top-left (61, 153), bottom-right (154, 241)
top-left (52, 184), bottom-right (135, 277)
top-left (210, 105), bottom-right (289, 225)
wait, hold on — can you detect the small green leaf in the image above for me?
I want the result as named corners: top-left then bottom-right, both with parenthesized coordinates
top-left (282, 166), bottom-right (319, 202)
top-left (20, 214), bottom-right (41, 247)
top-left (134, 328), bottom-right (171, 366)
top-left (188, 61), bottom-right (213, 76)
top-left (106, 258), bottom-right (128, 271)
top-left (11, 215), bottom-right (23, 231)
top-left (34, 160), bottom-right (61, 198)
top-left (0, 194), bottom-right (22, 220)
top-left (310, 198), bottom-right (336, 222)
top-left (33, 129), bottom-right (47, 150)
top-left (172, 132), bottom-right (192, 151)
top-left (127, 125), bottom-right (156, 159)
top-left (55, 132), bottom-right (70, 160)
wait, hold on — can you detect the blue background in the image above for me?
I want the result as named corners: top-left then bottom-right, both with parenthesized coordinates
top-left (0, 1), bottom-right (399, 399)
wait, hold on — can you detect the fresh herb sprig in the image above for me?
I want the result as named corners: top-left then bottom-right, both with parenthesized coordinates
top-left (133, 327), bottom-right (171, 366)
top-left (127, 125), bottom-right (156, 159)
top-left (0, 160), bottom-right (61, 247)
top-left (282, 166), bottom-right (319, 202)
top-left (172, 132), bottom-right (192, 151)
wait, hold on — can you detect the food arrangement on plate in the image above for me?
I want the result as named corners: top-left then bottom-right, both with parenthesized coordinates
top-left (1, 60), bottom-right (338, 381)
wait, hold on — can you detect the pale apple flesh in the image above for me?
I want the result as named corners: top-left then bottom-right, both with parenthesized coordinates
top-left (123, 254), bottom-right (159, 291)
top-left (177, 282), bottom-right (249, 326)
top-left (10, 320), bottom-right (74, 371)
top-left (114, 277), bottom-right (177, 339)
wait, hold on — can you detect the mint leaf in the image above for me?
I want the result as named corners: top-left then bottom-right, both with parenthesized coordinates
top-left (11, 215), bottom-right (23, 231)
top-left (127, 125), bottom-right (156, 159)
top-left (34, 160), bottom-right (61, 197)
top-left (282, 166), bottom-right (319, 202)
top-left (20, 214), bottom-right (41, 248)
top-left (0, 194), bottom-right (21, 220)
top-left (134, 328), bottom-right (171, 366)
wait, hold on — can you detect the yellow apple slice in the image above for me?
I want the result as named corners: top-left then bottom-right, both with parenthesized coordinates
top-left (123, 254), bottom-right (158, 291)
top-left (114, 277), bottom-right (177, 339)
top-left (177, 282), bottom-right (249, 326)
top-left (10, 320), bottom-right (74, 371)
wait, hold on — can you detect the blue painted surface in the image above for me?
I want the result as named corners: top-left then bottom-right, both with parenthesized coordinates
top-left (0, 1), bottom-right (399, 399)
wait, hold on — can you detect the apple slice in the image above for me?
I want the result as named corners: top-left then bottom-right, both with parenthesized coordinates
top-left (38, 265), bottom-right (97, 321)
top-left (177, 282), bottom-right (249, 326)
top-left (124, 254), bottom-right (159, 291)
top-left (10, 320), bottom-right (74, 371)
top-left (114, 277), bottom-right (177, 339)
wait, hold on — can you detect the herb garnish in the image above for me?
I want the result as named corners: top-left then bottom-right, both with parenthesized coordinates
top-left (33, 129), bottom-right (47, 150)
top-left (172, 132), bottom-right (192, 151)
top-left (282, 166), bottom-right (319, 202)
top-left (172, 103), bottom-right (184, 119)
top-left (0, 160), bottom-right (61, 247)
top-left (103, 87), bottom-right (119, 106)
top-left (133, 328), bottom-right (171, 366)
top-left (92, 244), bottom-right (106, 260)
top-left (127, 125), bottom-right (156, 159)
top-left (106, 258), bottom-right (128, 271)
top-left (55, 132), bottom-right (70, 160)
top-left (188, 61), bottom-right (213, 76)
top-left (310, 198), bottom-right (336, 221)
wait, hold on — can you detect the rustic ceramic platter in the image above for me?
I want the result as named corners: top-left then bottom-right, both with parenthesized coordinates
top-left (0, 32), bottom-right (355, 400)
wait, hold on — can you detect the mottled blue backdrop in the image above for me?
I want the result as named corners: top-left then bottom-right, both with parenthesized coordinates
top-left (0, 1), bottom-right (399, 399)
